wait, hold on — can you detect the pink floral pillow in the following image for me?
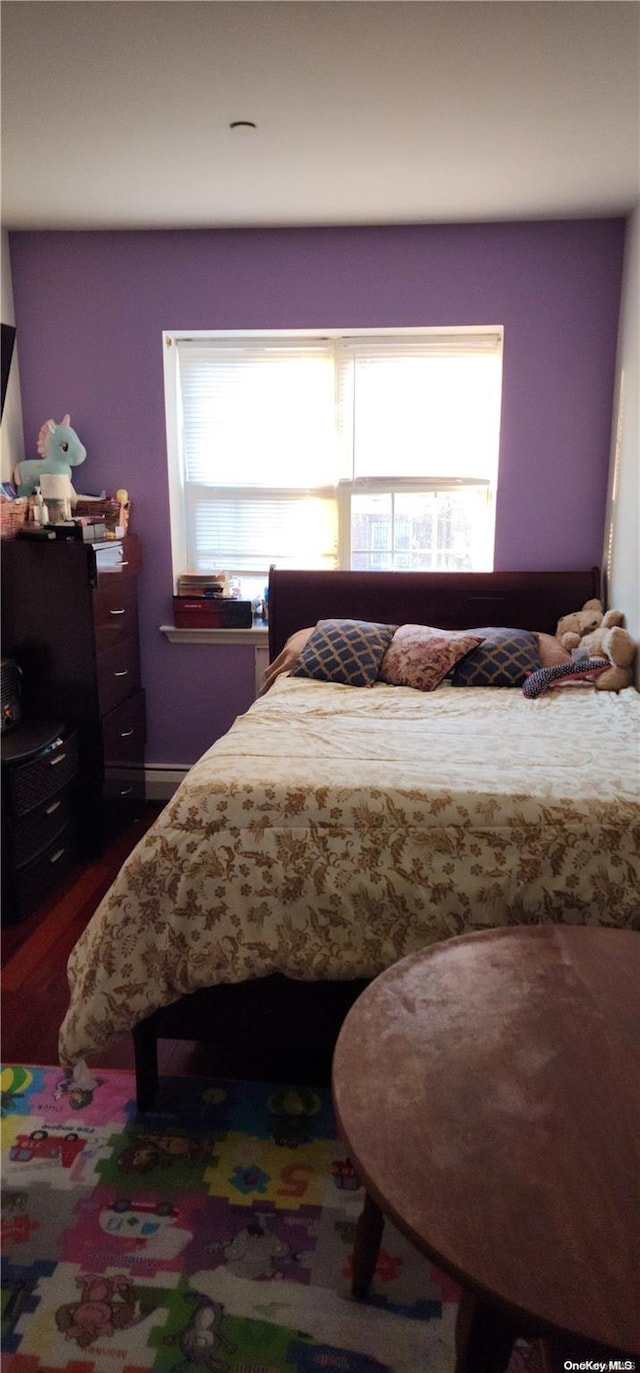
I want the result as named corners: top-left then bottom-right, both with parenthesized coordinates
top-left (378, 625), bottom-right (484, 692)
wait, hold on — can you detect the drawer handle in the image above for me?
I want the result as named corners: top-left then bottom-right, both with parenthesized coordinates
top-left (49, 753), bottom-right (66, 767)
top-left (114, 669), bottom-right (129, 678)
top-left (109, 608), bottom-right (126, 616)
top-left (120, 727), bottom-right (134, 738)
top-left (120, 785), bottom-right (134, 796)
top-left (45, 800), bottom-right (61, 815)
top-left (50, 848), bottom-right (65, 864)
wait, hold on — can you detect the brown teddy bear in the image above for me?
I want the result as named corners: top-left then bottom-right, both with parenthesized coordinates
top-left (555, 598), bottom-right (635, 692)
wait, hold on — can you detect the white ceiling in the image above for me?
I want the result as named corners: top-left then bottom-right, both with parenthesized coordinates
top-left (2, 1), bottom-right (639, 231)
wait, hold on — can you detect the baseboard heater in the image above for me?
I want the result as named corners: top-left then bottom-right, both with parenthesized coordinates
top-left (144, 765), bottom-right (189, 802)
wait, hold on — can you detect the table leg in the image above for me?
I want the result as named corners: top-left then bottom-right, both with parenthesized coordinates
top-left (351, 1191), bottom-right (385, 1298)
top-left (132, 1018), bottom-right (159, 1112)
top-left (454, 1291), bottom-right (517, 1373)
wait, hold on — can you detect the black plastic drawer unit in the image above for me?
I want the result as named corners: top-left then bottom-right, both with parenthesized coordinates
top-left (1, 721), bottom-right (79, 925)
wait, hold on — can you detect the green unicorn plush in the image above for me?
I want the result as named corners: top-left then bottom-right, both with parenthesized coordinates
top-left (15, 415), bottom-right (87, 497)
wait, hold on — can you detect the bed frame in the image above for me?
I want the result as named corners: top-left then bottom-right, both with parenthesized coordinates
top-left (268, 566), bottom-right (601, 659)
top-left (133, 564), bottom-right (601, 1108)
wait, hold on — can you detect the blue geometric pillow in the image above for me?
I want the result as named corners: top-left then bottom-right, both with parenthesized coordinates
top-left (450, 626), bottom-right (541, 687)
top-left (291, 618), bottom-right (396, 687)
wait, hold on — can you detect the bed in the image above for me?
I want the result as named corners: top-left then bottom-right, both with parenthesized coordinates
top-left (58, 566), bottom-right (640, 1107)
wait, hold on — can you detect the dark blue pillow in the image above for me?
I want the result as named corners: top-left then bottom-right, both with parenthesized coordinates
top-left (291, 618), bottom-right (395, 687)
top-left (450, 627), bottom-right (541, 687)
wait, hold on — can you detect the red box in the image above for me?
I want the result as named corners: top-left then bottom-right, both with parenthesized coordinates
top-left (173, 597), bottom-right (253, 629)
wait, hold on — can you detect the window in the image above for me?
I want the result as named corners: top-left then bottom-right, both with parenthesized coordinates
top-left (164, 328), bottom-right (503, 597)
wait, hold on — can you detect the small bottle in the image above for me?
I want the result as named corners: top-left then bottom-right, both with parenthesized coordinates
top-left (33, 488), bottom-right (49, 525)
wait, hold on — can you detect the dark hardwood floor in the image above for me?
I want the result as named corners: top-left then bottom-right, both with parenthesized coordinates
top-left (1, 803), bottom-right (213, 1076)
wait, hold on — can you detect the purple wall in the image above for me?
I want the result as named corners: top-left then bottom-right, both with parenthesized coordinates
top-left (8, 221), bottom-right (625, 764)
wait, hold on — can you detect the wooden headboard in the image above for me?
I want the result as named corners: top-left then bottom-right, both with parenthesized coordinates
top-left (268, 567), bottom-right (601, 660)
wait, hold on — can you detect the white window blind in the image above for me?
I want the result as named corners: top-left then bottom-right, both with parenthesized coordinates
top-left (177, 339), bottom-right (339, 575)
top-left (336, 334), bottom-right (502, 481)
top-left (168, 329), bottom-right (503, 584)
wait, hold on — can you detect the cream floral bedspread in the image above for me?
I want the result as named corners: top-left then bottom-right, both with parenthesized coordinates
top-left (59, 678), bottom-right (640, 1067)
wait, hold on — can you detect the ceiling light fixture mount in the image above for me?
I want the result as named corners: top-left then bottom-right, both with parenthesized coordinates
top-left (229, 120), bottom-right (257, 135)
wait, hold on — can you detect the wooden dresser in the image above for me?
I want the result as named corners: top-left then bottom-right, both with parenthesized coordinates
top-left (1, 534), bottom-right (146, 855)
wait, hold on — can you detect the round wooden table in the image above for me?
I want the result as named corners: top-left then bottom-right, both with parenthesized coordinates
top-left (331, 925), bottom-right (640, 1371)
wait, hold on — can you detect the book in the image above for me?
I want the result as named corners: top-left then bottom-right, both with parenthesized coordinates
top-left (176, 585), bottom-right (226, 598)
top-left (177, 571), bottom-right (229, 590)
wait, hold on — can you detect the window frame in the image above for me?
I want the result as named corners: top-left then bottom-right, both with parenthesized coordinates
top-left (163, 326), bottom-right (503, 591)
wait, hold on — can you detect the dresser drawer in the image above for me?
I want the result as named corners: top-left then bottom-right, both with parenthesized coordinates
top-left (102, 689), bottom-right (146, 767)
top-left (6, 732), bottom-right (78, 818)
top-left (103, 767), bottom-right (146, 803)
top-left (93, 577), bottom-right (139, 652)
top-left (9, 822), bottom-right (76, 923)
top-left (97, 638), bottom-right (141, 716)
top-left (96, 535), bottom-right (142, 583)
top-left (12, 786), bottom-right (73, 867)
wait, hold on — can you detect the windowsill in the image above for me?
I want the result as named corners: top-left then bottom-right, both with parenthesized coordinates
top-left (160, 623), bottom-right (269, 645)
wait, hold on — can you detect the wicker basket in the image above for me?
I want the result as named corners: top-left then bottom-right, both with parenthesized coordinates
top-left (74, 497), bottom-right (131, 533)
top-left (0, 498), bottom-right (29, 539)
